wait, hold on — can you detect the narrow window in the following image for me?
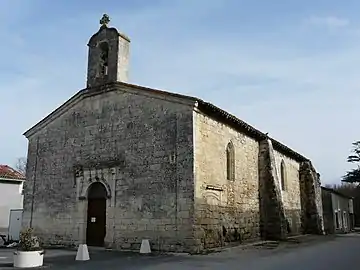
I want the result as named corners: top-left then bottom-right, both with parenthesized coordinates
top-left (335, 211), bottom-right (340, 229)
top-left (226, 141), bottom-right (235, 181)
top-left (280, 160), bottom-right (286, 191)
top-left (99, 42), bottom-right (109, 76)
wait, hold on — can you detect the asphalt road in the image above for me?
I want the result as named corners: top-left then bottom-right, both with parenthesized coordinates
top-left (1, 234), bottom-right (359, 269)
top-left (168, 234), bottom-right (360, 270)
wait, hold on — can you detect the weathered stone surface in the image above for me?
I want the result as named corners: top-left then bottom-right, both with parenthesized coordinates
top-left (87, 24), bottom-right (130, 88)
top-left (258, 139), bottom-right (287, 240)
top-left (273, 150), bottom-right (302, 235)
top-left (299, 161), bottom-right (325, 235)
top-left (22, 86), bottom-right (323, 253)
top-left (193, 112), bottom-right (260, 251)
top-left (22, 84), bottom-right (196, 252)
top-left (21, 20), bottom-right (325, 254)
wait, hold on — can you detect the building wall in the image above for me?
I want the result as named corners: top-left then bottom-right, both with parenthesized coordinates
top-left (193, 111), bottom-right (260, 250)
top-left (23, 84), bottom-right (196, 252)
top-left (321, 188), bottom-right (352, 234)
top-left (349, 199), bottom-right (355, 230)
top-left (321, 189), bottom-right (335, 234)
top-left (22, 85), bottom-right (322, 252)
top-left (331, 193), bottom-right (351, 233)
top-left (273, 152), bottom-right (301, 235)
top-left (299, 162), bottom-right (324, 235)
top-left (0, 181), bottom-right (23, 233)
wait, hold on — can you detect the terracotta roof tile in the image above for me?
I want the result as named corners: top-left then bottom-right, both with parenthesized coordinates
top-left (0, 165), bottom-right (25, 180)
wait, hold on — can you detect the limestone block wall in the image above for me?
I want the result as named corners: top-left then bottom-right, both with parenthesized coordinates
top-left (299, 161), bottom-right (324, 235)
top-left (258, 139), bottom-right (287, 240)
top-left (273, 151), bottom-right (302, 235)
top-left (22, 84), bottom-right (196, 252)
top-left (193, 111), bottom-right (260, 251)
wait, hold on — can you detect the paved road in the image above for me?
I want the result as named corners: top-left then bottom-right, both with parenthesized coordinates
top-left (1, 234), bottom-right (359, 269)
top-left (140, 234), bottom-right (360, 270)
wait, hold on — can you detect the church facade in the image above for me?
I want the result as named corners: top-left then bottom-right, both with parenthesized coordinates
top-left (22, 15), bottom-right (324, 253)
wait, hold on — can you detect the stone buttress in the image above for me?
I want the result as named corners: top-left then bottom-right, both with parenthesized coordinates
top-left (258, 138), bottom-right (287, 240)
top-left (299, 161), bottom-right (325, 235)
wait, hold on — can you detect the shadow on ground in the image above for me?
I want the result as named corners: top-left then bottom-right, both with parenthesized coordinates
top-left (0, 234), bottom-right (352, 269)
top-left (0, 248), bottom-right (181, 269)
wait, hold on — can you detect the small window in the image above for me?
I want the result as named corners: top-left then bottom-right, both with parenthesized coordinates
top-left (99, 42), bottom-right (109, 76)
top-left (226, 141), bottom-right (235, 181)
top-left (280, 160), bottom-right (286, 191)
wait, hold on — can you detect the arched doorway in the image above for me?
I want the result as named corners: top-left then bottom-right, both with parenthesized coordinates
top-left (86, 182), bottom-right (107, 247)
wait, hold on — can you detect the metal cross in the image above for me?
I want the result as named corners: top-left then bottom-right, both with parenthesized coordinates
top-left (100, 14), bottom-right (110, 26)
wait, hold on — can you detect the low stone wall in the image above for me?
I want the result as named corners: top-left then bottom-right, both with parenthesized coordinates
top-left (194, 202), bottom-right (260, 251)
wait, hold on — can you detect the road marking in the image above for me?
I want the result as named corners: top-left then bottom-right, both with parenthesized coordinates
top-left (0, 256), bottom-right (8, 260)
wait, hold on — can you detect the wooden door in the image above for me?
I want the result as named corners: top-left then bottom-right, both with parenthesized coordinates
top-left (86, 198), bottom-right (106, 246)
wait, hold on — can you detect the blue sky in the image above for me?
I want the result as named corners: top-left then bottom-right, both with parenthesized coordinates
top-left (1, 0), bottom-right (359, 184)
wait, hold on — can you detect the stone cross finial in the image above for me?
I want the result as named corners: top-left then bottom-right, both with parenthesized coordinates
top-left (100, 14), bottom-right (110, 27)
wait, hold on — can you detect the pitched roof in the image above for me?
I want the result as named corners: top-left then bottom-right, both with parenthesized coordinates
top-left (23, 81), bottom-right (309, 163)
top-left (0, 165), bottom-right (25, 180)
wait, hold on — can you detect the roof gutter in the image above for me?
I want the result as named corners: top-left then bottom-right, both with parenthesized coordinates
top-left (0, 177), bottom-right (25, 183)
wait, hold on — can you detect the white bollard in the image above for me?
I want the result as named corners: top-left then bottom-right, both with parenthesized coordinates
top-left (75, 244), bottom-right (90, 261)
top-left (140, 239), bottom-right (151, 254)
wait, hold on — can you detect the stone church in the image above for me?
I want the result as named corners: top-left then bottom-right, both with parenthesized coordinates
top-left (22, 15), bottom-right (324, 253)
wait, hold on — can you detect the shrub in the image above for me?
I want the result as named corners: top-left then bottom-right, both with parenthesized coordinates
top-left (18, 227), bottom-right (42, 251)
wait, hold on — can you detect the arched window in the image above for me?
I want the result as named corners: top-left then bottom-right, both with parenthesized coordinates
top-left (226, 141), bottom-right (235, 181)
top-left (280, 160), bottom-right (286, 191)
top-left (99, 42), bottom-right (109, 76)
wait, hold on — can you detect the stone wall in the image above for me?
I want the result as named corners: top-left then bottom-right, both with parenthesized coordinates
top-left (258, 139), bottom-right (287, 240)
top-left (23, 83), bottom-right (196, 252)
top-left (321, 188), bottom-right (334, 234)
top-left (87, 26), bottom-right (130, 87)
top-left (193, 111), bottom-right (260, 251)
top-left (22, 82), bottom-right (325, 253)
top-left (273, 151), bottom-right (302, 235)
top-left (299, 162), bottom-right (324, 235)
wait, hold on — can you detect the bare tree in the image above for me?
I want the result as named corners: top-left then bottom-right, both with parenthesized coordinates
top-left (15, 157), bottom-right (27, 175)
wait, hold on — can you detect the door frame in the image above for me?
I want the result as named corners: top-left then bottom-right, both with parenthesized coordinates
top-left (85, 181), bottom-right (108, 247)
top-left (75, 167), bottom-right (117, 247)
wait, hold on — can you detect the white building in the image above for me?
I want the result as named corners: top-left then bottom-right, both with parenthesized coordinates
top-left (0, 165), bottom-right (25, 241)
